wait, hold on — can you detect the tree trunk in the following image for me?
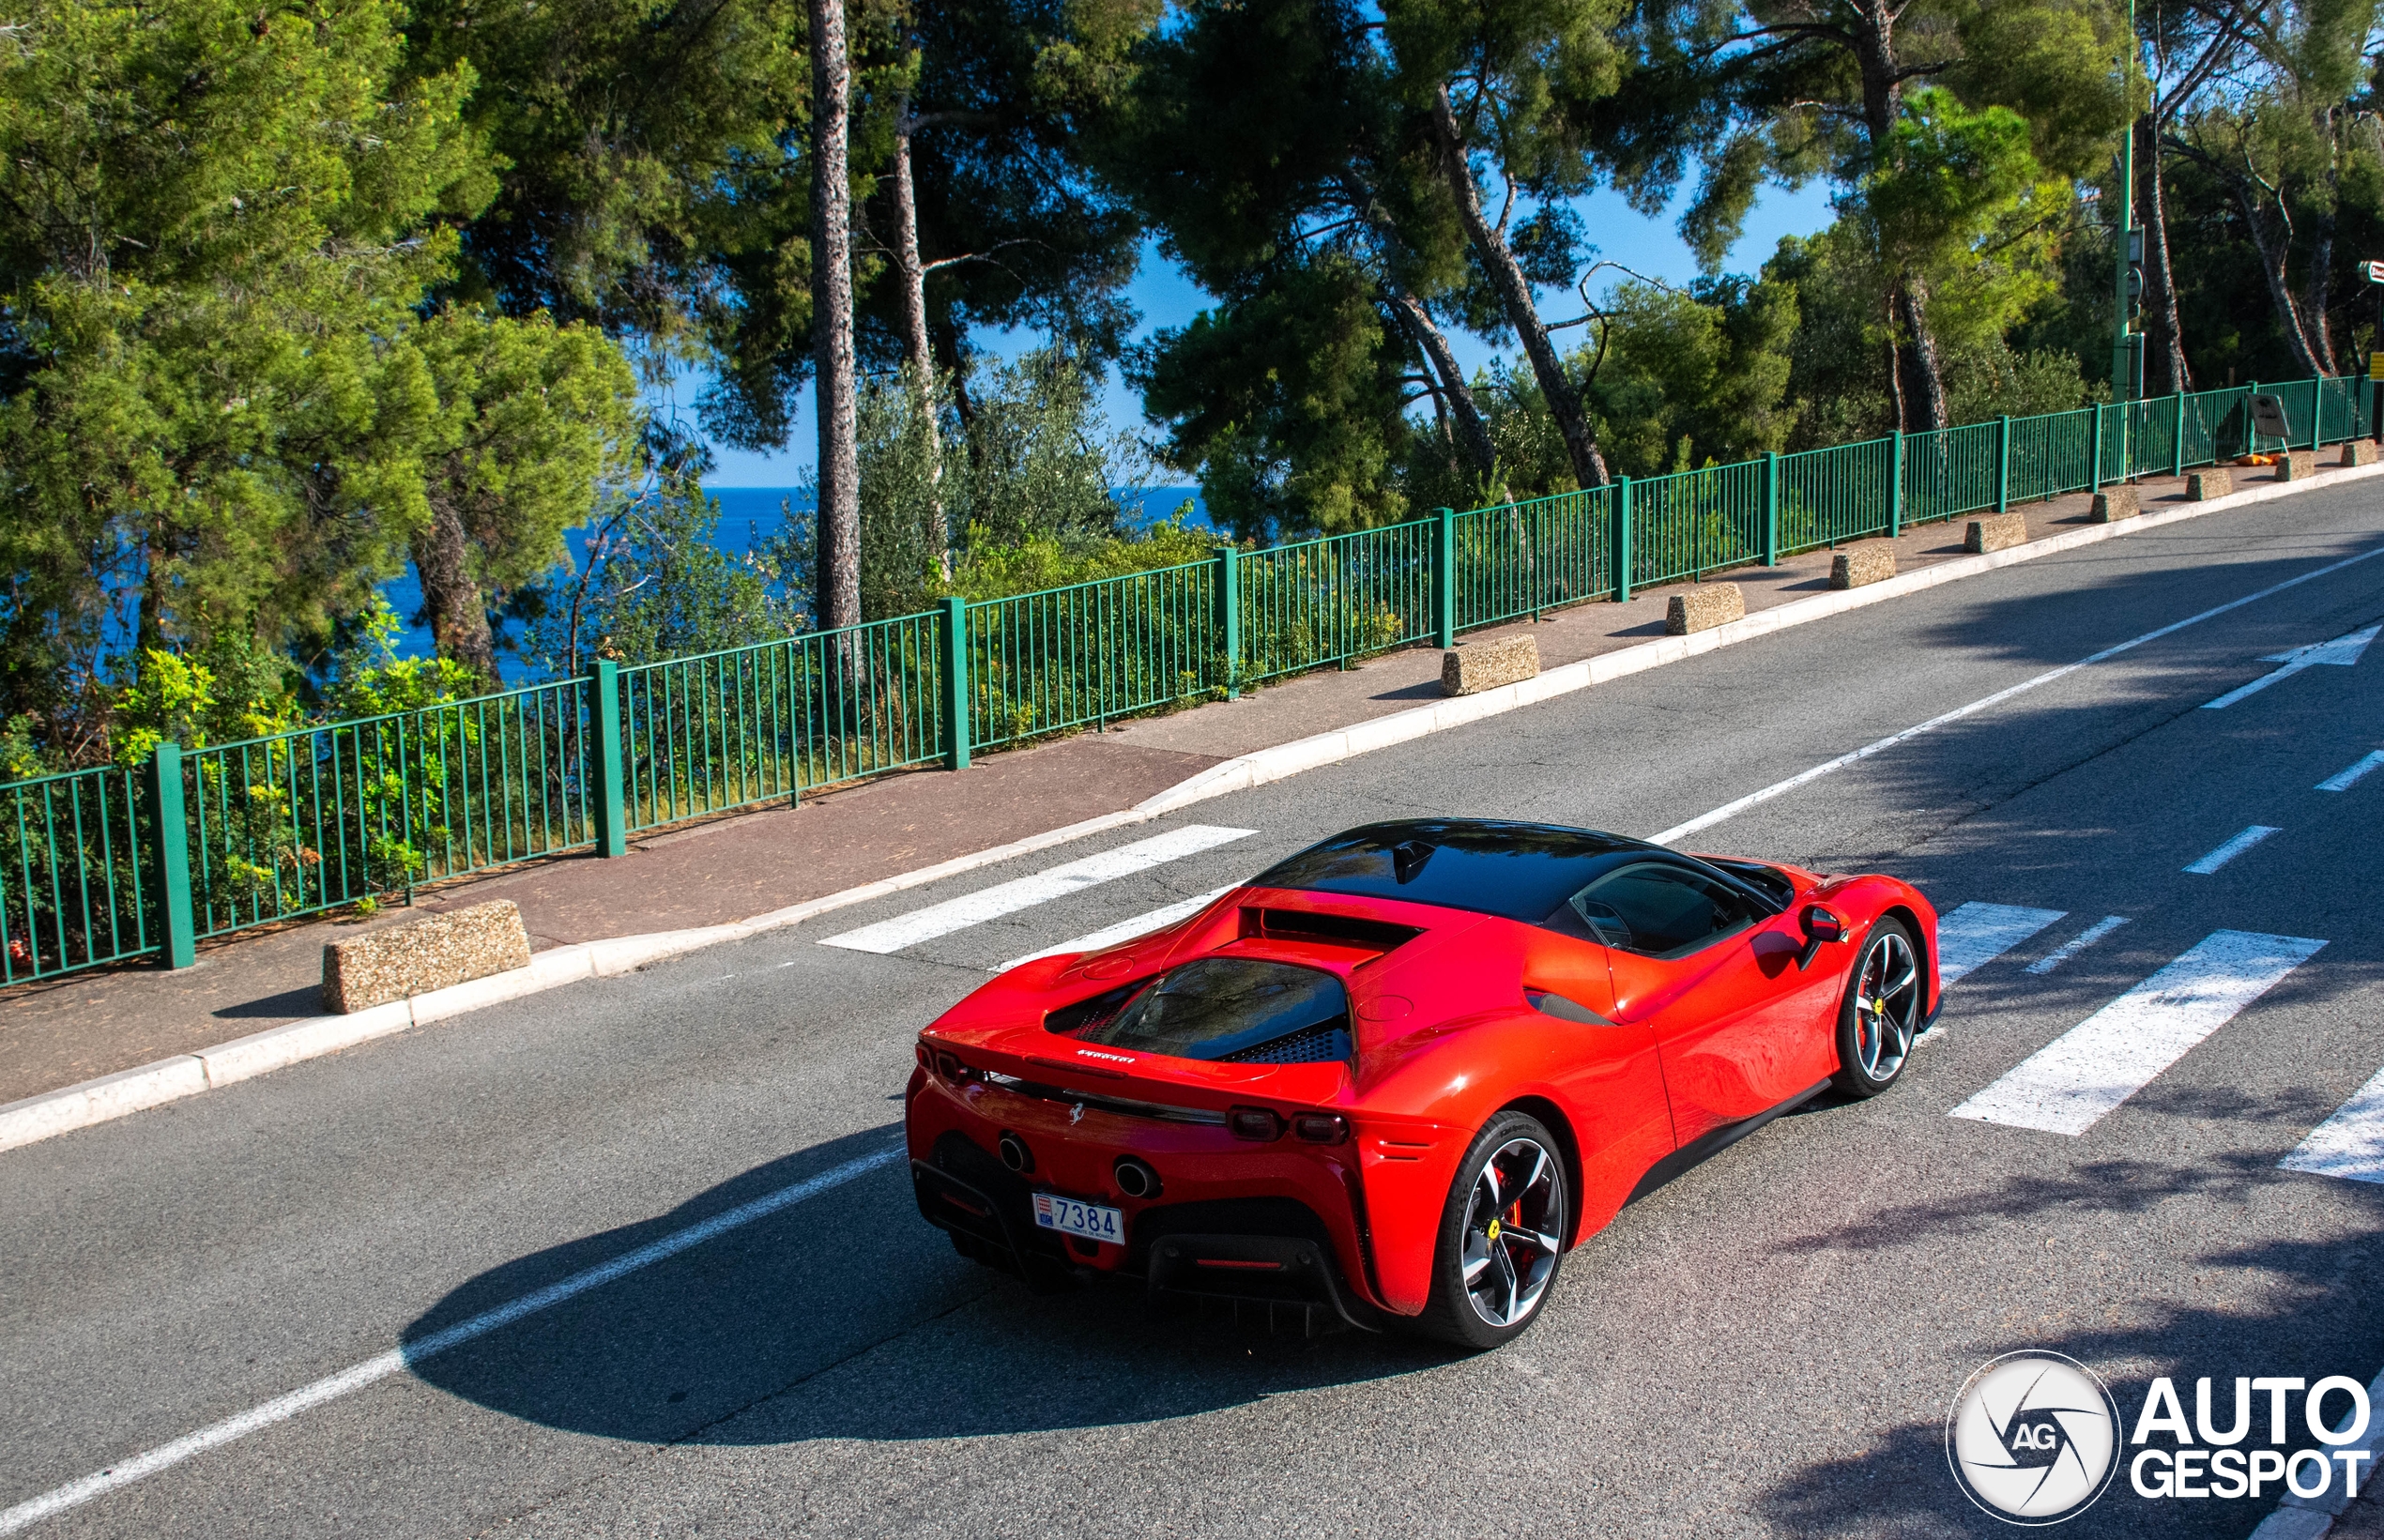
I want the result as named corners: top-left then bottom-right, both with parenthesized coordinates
top-left (2139, 117), bottom-right (2190, 395)
top-left (1891, 276), bottom-right (1948, 432)
top-left (810, 0), bottom-right (861, 631)
top-left (1427, 84), bottom-right (1609, 489)
top-left (411, 500), bottom-right (498, 684)
top-left (1387, 291), bottom-right (1494, 487)
top-left (890, 109), bottom-right (949, 578)
top-left (1845, 0), bottom-right (1946, 431)
top-left (2233, 183), bottom-right (2329, 377)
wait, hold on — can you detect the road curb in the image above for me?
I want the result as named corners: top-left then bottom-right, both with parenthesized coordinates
top-left (4, 460), bottom-right (2377, 1156)
top-left (2244, 1360), bottom-right (2384, 1538)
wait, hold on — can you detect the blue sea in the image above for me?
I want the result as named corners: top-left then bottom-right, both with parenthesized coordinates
top-left (378, 485), bottom-right (1208, 674)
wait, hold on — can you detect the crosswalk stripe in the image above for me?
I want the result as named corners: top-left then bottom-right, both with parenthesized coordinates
top-left (1936, 902), bottom-right (2067, 983)
top-left (2025, 915), bottom-right (2131, 976)
top-left (2317, 751), bottom-right (2384, 792)
top-left (1949, 930), bottom-right (2327, 1136)
top-left (2183, 824), bottom-right (2280, 875)
top-left (819, 826), bottom-right (1257, 955)
top-left (998, 886), bottom-right (1237, 974)
top-left (2281, 1064), bottom-right (2384, 1183)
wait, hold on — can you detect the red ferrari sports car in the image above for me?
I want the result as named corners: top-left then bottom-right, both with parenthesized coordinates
top-left (905, 819), bottom-right (1939, 1348)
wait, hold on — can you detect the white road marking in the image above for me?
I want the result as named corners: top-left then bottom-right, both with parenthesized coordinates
top-left (2025, 916), bottom-right (2131, 975)
top-left (2201, 623), bottom-right (2377, 709)
top-left (1936, 903), bottom-right (2068, 983)
top-left (2282, 1063), bottom-right (2384, 1183)
top-left (1647, 544), bottom-right (2384, 846)
top-left (1950, 930), bottom-right (2326, 1136)
top-left (2318, 750), bottom-right (2384, 791)
top-left (818, 826), bottom-right (1257, 955)
top-left (999, 886), bottom-right (1236, 973)
top-left (2183, 825), bottom-right (2280, 874)
top-left (0, 1143), bottom-right (906, 1536)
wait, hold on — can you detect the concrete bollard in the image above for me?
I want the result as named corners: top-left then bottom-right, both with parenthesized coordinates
top-left (1665, 584), bottom-right (1746, 636)
top-left (2187, 469), bottom-right (2232, 500)
top-left (1441, 633), bottom-right (1539, 696)
top-left (1964, 512), bottom-right (2028, 554)
top-left (323, 899), bottom-right (534, 1014)
top-left (2277, 449), bottom-right (2317, 480)
top-left (2090, 486), bottom-right (2141, 523)
top-left (2343, 440), bottom-right (2379, 467)
top-left (1829, 542), bottom-right (1896, 590)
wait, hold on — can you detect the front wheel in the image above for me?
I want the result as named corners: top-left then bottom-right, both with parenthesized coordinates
top-left (1831, 918), bottom-right (1923, 1097)
top-left (1410, 1112), bottom-right (1569, 1349)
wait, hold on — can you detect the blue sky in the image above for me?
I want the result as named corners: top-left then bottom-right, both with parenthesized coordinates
top-left (690, 180), bottom-right (1840, 488)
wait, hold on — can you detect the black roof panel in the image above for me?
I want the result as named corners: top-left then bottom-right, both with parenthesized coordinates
top-left (1249, 819), bottom-right (1655, 923)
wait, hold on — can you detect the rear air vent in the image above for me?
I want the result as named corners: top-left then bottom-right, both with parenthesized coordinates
top-left (1217, 1022), bottom-right (1353, 1066)
top-left (1239, 908), bottom-right (1421, 955)
top-left (1045, 978), bottom-right (1149, 1037)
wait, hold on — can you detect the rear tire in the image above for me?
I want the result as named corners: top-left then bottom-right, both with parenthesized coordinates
top-left (1831, 918), bottom-right (1923, 1098)
top-left (1408, 1111), bottom-right (1568, 1350)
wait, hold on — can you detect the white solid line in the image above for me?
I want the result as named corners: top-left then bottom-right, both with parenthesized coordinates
top-left (2183, 825), bottom-right (2281, 875)
top-left (1935, 903), bottom-right (2069, 983)
top-left (1647, 544), bottom-right (2384, 846)
top-left (2202, 623), bottom-right (2378, 709)
top-left (2025, 916), bottom-right (2131, 976)
top-left (1950, 930), bottom-right (2326, 1136)
top-left (0, 1143), bottom-right (906, 1536)
top-left (2283, 1062), bottom-right (2384, 1184)
top-left (998, 886), bottom-right (1235, 973)
top-left (2319, 751), bottom-right (2384, 792)
top-left (818, 825), bottom-right (1257, 955)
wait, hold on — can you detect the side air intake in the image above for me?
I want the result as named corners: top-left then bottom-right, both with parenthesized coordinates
top-left (1238, 907), bottom-right (1421, 955)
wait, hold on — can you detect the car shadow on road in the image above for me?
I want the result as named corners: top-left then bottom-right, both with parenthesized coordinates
top-left (403, 1121), bottom-right (1448, 1448)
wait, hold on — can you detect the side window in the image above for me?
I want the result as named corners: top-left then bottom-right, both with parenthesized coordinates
top-left (1567, 862), bottom-right (1756, 958)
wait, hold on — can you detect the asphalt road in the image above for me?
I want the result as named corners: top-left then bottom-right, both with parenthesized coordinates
top-left (7, 485), bottom-right (2384, 1539)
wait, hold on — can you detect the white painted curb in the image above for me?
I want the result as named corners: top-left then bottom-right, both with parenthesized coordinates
top-left (2243, 1359), bottom-right (2384, 1538)
top-left (3, 459), bottom-right (2377, 1156)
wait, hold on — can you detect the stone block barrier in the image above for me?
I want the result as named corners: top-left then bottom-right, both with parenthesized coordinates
top-left (2090, 486), bottom-right (2140, 523)
top-left (323, 900), bottom-right (533, 1014)
top-left (1666, 584), bottom-right (1746, 636)
top-left (1441, 633), bottom-right (1539, 696)
top-left (2278, 449), bottom-right (2318, 480)
top-left (2188, 469), bottom-right (2232, 500)
top-left (2344, 440), bottom-right (2379, 466)
top-left (1964, 512), bottom-right (2028, 554)
top-left (1829, 542), bottom-right (1896, 589)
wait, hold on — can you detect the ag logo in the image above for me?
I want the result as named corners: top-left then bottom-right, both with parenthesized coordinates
top-left (1947, 1351), bottom-right (2121, 1525)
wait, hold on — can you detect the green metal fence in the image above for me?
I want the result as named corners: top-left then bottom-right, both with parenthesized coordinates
top-left (5, 375), bottom-right (2373, 983)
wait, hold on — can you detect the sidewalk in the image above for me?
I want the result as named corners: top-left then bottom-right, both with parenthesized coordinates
top-left (0, 472), bottom-right (2283, 1106)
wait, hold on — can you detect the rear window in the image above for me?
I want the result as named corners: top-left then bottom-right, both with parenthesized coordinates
top-left (1054, 957), bottom-right (1352, 1064)
top-left (1252, 820), bottom-right (1643, 922)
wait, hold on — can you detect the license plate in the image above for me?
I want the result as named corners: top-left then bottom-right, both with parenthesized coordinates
top-left (1032, 1192), bottom-right (1123, 1245)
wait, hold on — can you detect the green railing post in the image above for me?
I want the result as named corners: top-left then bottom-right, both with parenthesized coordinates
top-left (1214, 543), bottom-right (1242, 699)
top-left (940, 596), bottom-right (971, 770)
top-left (591, 660), bottom-right (627, 856)
top-left (2247, 379), bottom-right (2261, 454)
top-left (145, 742), bottom-right (196, 969)
top-left (1761, 452), bottom-right (1780, 566)
top-left (2172, 391), bottom-right (2187, 477)
top-left (1888, 430), bottom-right (1904, 537)
top-left (1612, 479), bottom-right (1633, 603)
top-left (2086, 405), bottom-right (2103, 492)
top-left (1432, 506), bottom-right (1458, 649)
top-left (2312, 375), bottom-right (2325, 448)
top-left (1994, 416), bottom-right (2011, 513)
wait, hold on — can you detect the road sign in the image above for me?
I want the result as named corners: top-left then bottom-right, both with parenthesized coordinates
top-left (2362, 259), bottom-right (2384, 284)
top-left (2250, 392), bottom-right (2291, 439)
top-left (2371, 351), bottom-right (2384, 381)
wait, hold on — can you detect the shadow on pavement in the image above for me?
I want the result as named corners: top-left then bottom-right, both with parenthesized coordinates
top-left (404, 1121), bottom-right (1440, 1447)
top-left (1751, 1155), bottom-right (2384, 1538)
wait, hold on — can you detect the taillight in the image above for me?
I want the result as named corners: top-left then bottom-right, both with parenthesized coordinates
top-left (1291, 1112), bottom-right (1350, 1144)
top-left (915, 1040), bottom-right (932, 1070)
top-left (933, 1049), bottom-right (979, 1084)
top-left (1227, 1105), bottom-right (1283, 1141)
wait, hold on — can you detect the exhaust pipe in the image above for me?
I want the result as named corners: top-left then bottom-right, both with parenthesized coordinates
top-left (1113, 1156), bottom-right (1162, 1199)
top-left (998, 1132), bottom-right (1034, 1174)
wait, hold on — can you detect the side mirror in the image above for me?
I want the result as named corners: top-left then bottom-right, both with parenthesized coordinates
top-left (1796, 906), bottom-right (1847, 970)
